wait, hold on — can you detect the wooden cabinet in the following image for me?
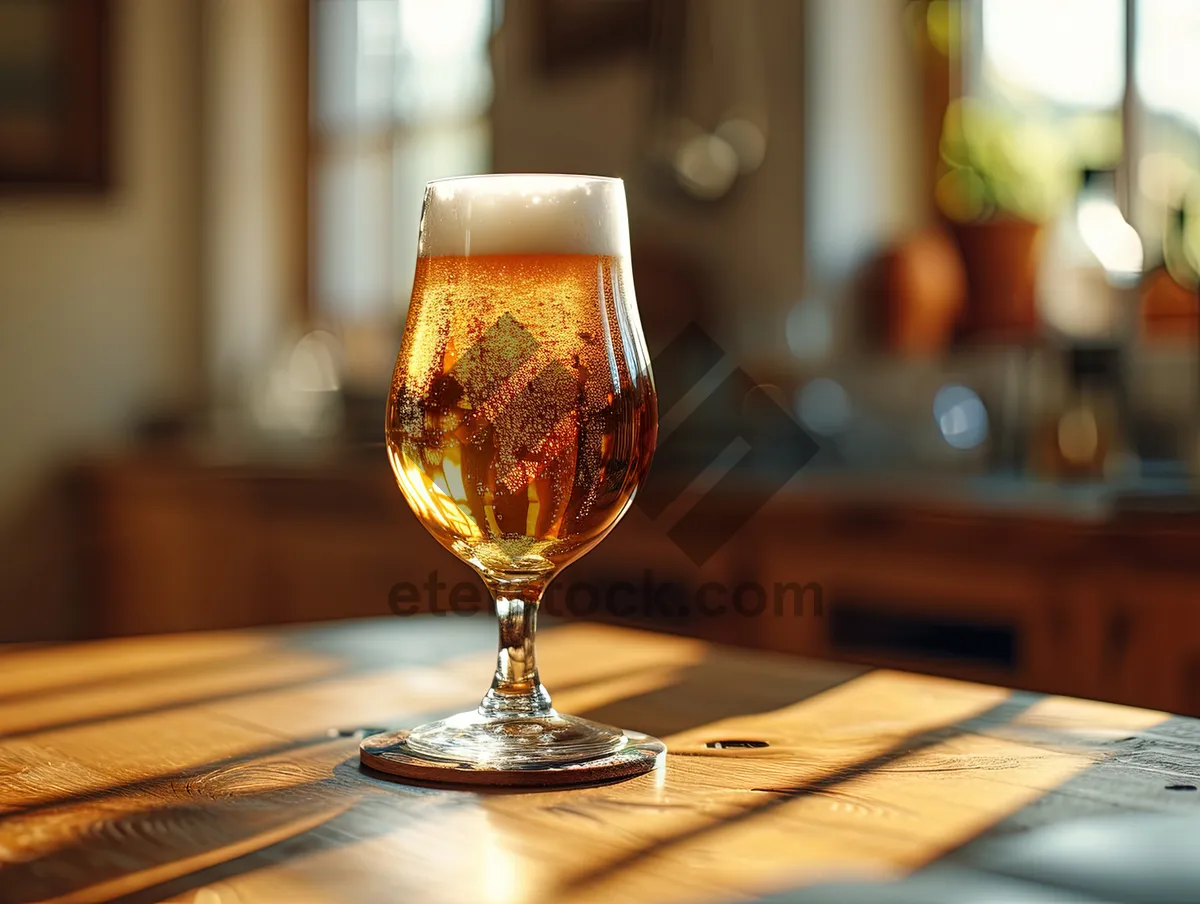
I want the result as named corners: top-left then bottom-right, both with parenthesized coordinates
top-left (75, 451), bottom-right (1200, 716)
top-left (1088, 571), bottom-right (1200, 714)
top-left (80, 453), bottom-right (470, 637)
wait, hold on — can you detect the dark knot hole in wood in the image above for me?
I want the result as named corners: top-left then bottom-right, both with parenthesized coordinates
top-left (1166, 784), bottom-right (1198, 791)
top-left (706, 740), bottom-right (769, 749)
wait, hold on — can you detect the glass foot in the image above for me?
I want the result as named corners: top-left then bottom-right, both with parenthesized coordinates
top-left (404, 708), bottom-right (629, 768)
top-left (361, 719), bottom-right (665, 787)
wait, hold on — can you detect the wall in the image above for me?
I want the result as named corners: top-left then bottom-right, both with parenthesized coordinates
top-left (202, 0), bottom-right (308, 408)
top-left (802, 0), bottom-right (926, 355)
top-left (491, 0), bottom-right (927, 373)
top-left (0, 0), bottom-right (202, 637)
top-left (490, 0), bottom-right (807, 367)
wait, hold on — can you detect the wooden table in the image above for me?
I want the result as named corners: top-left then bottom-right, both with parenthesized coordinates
top-left (4, 618), bottom-right (1200, 904)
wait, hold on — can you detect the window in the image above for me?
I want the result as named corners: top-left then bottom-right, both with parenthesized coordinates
top-left (978, 0), bottom-right (1124, 112)
top-left (311, 0), bottom-right (496, 336)
top-left (963, 0), bottom-right (1200, 260)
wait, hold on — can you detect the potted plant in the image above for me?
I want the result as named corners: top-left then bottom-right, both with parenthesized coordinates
top-left (936, 99), bottom-right (1079, 341)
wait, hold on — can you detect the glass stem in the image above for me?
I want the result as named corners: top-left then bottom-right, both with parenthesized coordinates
top-left (478, 581), bottom-right (553, 719)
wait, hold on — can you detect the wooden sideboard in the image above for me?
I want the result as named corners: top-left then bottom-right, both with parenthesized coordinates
top-left (68, 449), bottom-right (1200, 717)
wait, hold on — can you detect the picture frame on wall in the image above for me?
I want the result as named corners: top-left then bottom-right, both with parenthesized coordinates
top-left (0, 0), bottom-right (111, 192)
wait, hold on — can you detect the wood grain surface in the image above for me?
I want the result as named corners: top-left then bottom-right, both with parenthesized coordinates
top-left (2, 618), bottom-right (1199, 904)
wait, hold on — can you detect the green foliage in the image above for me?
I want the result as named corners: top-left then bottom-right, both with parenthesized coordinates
top-left (936, 99), bottom-right (1120, 223)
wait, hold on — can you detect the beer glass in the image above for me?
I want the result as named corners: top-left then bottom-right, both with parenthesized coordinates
top-left (381, 174), bottom-right (660, 776)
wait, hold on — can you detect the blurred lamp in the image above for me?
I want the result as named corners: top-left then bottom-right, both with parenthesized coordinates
top-left (786, 299), bottom-right (835, 361)
top-left (673, 130), bottom-right (740, 200)
top-left (1077, 198), bottom-right (1143, 281)
top-left (933, 384), bottom-right (989, 450)
top-left (796, 378), bottom-right (852, 437)
top-left (253, 331), bottom-right (345, 439)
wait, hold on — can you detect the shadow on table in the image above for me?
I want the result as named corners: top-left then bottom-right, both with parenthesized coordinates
top-left (0, 617), bottom-right (500, 741)
top-left (570, 651), bottom-right (860, 738)
top-left (0, 665), bottom-right (1078, 904)
top-left (0, 737), bottom-right (365, 904)
top-left (547, 693), bottom-right (1038, 900)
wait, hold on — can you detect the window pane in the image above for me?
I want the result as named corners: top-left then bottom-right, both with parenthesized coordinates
top-left (392, 121), bottom-right (491, 305)
top-left (395, 0), bottom-right (494, 123)
top-left (315, 146), bottom-right (393, 321)
top-left (314, 0), bottom-right (493, 130)
top-left (355, 0), bottom-right (399, 128)
top-left (982, 0), bottom-right (1125, 110)
top-left (1139, 0), bottom-right (1200, 130)
top-left (312, 0), bottom-right (494, 325)
top-left (313, 0), bottom-right (358, 129)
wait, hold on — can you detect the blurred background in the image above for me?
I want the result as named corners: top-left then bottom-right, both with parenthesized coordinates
top-left (4, 0), bottom-right (1200, 714)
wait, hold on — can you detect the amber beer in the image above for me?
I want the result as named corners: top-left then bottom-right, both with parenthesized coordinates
top-left (387, 249), bottom-right (656, 576)
top-left (371, 175), bottom-right (665, 776)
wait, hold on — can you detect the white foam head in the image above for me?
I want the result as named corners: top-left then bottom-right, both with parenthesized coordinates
top-left (418, 174), bottom-right (630, 258)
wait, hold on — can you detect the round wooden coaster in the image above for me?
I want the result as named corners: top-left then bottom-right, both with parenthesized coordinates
top-left (360, 729), bottom-right (665, 788)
